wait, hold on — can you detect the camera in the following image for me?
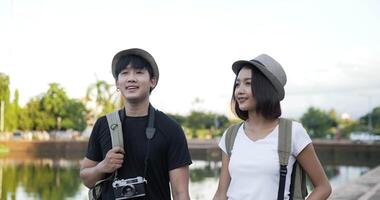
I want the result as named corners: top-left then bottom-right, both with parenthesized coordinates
top-left (112, 176), bottom-right (147, 199)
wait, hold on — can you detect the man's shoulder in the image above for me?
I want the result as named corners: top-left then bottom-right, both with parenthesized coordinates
top-left (95, 114), bottom-right (108, 126)
top-left (91, 115), bottom-right (110, 136)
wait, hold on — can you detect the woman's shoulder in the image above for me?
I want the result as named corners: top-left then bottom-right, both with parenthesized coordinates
top-left (291, 120), bottom-right (306, 131)
top-left (289, 120), bottom-right (309, 136)
top-left (289, 120), bottom-right (312, 156)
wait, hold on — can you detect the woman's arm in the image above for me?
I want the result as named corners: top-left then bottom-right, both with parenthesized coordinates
top-left (297, 144), bottom-right (332, 200)
top-left (213, 152), bottom-right (231, 200)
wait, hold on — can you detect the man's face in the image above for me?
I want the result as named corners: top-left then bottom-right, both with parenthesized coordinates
top-left (116, 64), bottom-right (157, 103)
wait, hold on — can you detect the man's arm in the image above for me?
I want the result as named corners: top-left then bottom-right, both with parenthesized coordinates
top-left (80, 158), bottom-right (104, 188)
top-left (80, 147), bottom-right (125, 188)
top-left (169, 165), bottom-right (190, 200)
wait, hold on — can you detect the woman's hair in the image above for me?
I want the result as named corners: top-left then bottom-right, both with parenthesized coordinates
top-left (114, 55), bottom-right (154, 80)
top-left (231, 66), bottom-right (281, 120)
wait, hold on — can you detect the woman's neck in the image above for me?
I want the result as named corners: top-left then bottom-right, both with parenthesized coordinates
top-left (246, 111), bottom-right (278, 130)
top-left (124, 98), bottom-right (150, 117)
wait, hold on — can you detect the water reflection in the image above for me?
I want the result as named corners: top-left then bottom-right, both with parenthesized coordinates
top-left (0, 159), bottom-right (81, 200)
top-left (0, 147), bottom-right (378, 200)
top-left (325, 166), bottom-right (369, 190)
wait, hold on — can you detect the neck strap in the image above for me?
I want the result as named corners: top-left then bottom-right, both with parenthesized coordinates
top-left (119, 104), bottom-right (156, 179)
top-left (143, 105), bottom-right (155, 178)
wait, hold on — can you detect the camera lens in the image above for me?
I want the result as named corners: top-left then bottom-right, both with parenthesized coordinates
top-left (122, 185), bottom-right (135, 197)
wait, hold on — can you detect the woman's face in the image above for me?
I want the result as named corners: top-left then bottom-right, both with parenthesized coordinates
top-left (234, 67), bottom-right (256, 112)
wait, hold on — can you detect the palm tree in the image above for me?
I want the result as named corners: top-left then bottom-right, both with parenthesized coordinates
top-left (85, 80), bottom-right (119, 117)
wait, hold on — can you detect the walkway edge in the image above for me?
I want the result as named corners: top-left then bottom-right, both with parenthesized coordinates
top-left (329, 165), bottom-right (380, 200)
top-left (358, 179), bottom-right (380, 200)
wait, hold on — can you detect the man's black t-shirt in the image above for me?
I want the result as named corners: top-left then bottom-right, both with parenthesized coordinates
top-left (86, 109), bottom-right (192, 200)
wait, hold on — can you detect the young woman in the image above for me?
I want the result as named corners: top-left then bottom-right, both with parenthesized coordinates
top-left (213, 54), bottom-right (331, 200)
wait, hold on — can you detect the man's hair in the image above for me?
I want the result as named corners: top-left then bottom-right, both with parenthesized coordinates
top-left (231, 66), bottom-right (281, 120)
top-left (114, 55), bottom-right (154, 80)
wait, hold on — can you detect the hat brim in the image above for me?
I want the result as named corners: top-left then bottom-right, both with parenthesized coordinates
top-left (232, 60), bottom-right (285, 100)
top-left (111, 48), bottom-right (159, 82)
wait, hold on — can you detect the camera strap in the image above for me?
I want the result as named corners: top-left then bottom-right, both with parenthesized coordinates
top-left (106, 104), bottom-right (155, 181)
top-left (144, 105), bottom-right (156, 179)
top-left (89, 105), bottom-right (155, 200)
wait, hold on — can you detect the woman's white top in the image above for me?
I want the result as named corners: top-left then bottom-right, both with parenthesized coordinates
top-left (219, 121), bottom-right (312, 200)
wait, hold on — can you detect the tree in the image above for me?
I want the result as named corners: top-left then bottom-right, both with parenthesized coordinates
top-left (85, 80), bottom-right (118, 117)
top-left (8, 89), bottom-right (21, 130)
top-left (25, 97), bottom-right (52, 131)
top-left (360, 107), bottom-right (380, 134)
top-left (22, 83), bottom-right (87, 132)
top-left (300, 107), bottom-right (337, 138)
top-left (181, 111), bottom-right (229, 138)
top-left (62, 99), bottom-right (87, 131)
top-left (0, 73), bottom-right (18, 131)
top-left (186, 111), bottom-right (215, 130)
top-left (17, 107), bottom-right (33, 131)
top-left (0, 73), bottom-right (10, 105)
top-left (40, 83), bottom-right (70, 130)
top-left (167, 113), bottom-right (186, 125)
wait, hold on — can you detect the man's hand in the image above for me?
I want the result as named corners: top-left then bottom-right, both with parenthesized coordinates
top-left (80, 147), bottom-right (126, 188)
top-left (98, 146), bottom-right (125, 173)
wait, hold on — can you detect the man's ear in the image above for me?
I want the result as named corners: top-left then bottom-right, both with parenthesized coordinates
top-left (115, 79), bottom-right (119, 89)
top-left (150, 77), bottom-right (158, 89)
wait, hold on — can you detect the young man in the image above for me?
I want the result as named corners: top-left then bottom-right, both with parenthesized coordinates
top-left (80, 48), bottom-right (192, 200)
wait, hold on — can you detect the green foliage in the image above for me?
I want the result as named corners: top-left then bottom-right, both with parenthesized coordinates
top-left (85, 80), bottom-right (118, 117)
top-left (0, 73), bottom-right (17, 131)
top-left (17, 107), bottom-right (33, 131)
top-left (62, 99), bottom-right (88, 131)
top-left (194, 129), bottom-right (211, 139)
top-left (300, 107), bottom-right (337, 138)
top-left (5, 101), bottom-right (18, 131)
top-left (167, 113), bottom-right (186, 125)
top-left (167, 111), bottom-right (230, 138)
top-left (190, 165), bottom-right (219, 182)
top-left (338, 120), bottom-right (359, 139)
top-left (360, 107), bottom-right (380, 134)
top-left (0, 74), bottom-right (10, 102)
top-left (18, 83), bottom-right (88, 132)
top-left (37, 83), bottom-right (87, 131)
top-left (1, 90), bottom-right (22, 131)
top-left (26, 97), bottom-right (52, 131)
top-left (41, 83), bottom-right (69, 118)
top-left (185, 111), bottom-right (229, 130)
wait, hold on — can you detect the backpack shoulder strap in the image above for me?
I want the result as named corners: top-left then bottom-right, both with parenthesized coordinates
top-left (278, 118), bottom-right (308, 200)
top-left (89, 109), bottom-right (124, 200)
top-left (106, 110), bottom-right (124, 149)
top-left (225, 122), bottom-right (243, 157)
top-left (278, 118), bottom-right (292, 165)
top-left (277, 118), bottom-right (292, 200)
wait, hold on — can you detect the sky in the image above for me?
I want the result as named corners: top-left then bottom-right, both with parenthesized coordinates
top-left (1, 0), bottom-right (380, 119)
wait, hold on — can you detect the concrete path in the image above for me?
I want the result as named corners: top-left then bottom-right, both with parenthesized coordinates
top-left (329, 165), bottom-right (380, 200)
